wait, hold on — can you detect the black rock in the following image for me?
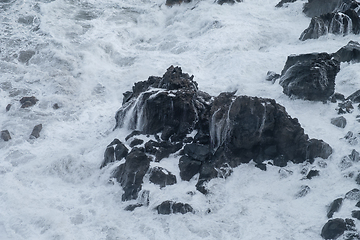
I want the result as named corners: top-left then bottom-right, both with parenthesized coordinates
top-left (165, 0), bottom-right (191, 6)
top-left (124, 203), bottom-right (143, 211)
top-left (327, 198), bottom-right (343, 218)
top-left (265, 71), bottom-right (280, 83)
top-left (331, 116), bottom-right (347, 128)
top-left (20, 96), bottom-right (38, 108)
top-left (114, 141), bottom-right (128, 161)
top-left (125, 130), bottom-right (142, 141)
top-left (321, 218), bottom-right (347, 240)
top-left (352, 210), bottom-right (360, 220)
top-left (345, 189), bottom-right (360, 201)
top-left (255, 163), bottom-right (267, 171)
top-left (303, 0), bottom-right (360, 18)
top-left (183, 143), bottom-right (210, 162)
top-left (347, 90), bottom-right (360, 103)
top-left (6, 104), bottom-right (11, 112)
top-left (100, 145), bottom-right (116, 169)
top-left (149, 167), bottom-right (177, 188)
top-left (333, 41), bottom-right (360, 63)
top-left (129, 138), bottom-right (144, 147)
top-left (350, 149), bottom-right (360, 162)
top-left (1, 130), bottom-right (11, 141)
top-left (306, 169), bottom-right (320, 179)
top-left (53, 103), bottom-right (60, 109)
top-left (144, 140), bottom-right (183, 162)
top-left (338, 101), bottom-right (354, 114)
top-left (115, 66), bottom-right (211, 140)
top-left (30, 124), bottom-right (42, 139)
top-left (112, 148), bottom-right (151, 201)
top-left (156, 201), bottom-right (194, 214)
top-left (217, 0), bottom-right (242, 5)
top-left (300, 9), bottom-right (360, 40)
top-left (275, 0), bottom-right (297, 7)
top-left (179, 156), bottom-right (202, 181)
top-left (279, 53), bottom-right (340, 101)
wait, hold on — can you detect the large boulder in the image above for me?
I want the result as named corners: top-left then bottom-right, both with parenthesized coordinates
top-left (112, 148), bottom-right (151, 201)
top-left (279, 53), bottom-right (340, 101)
top-left (300, 9), bottom-right (360, 41)
top-left (303, 0), bottom-right (360, 18)
top-left (115, 66), bottom-right (211, 141)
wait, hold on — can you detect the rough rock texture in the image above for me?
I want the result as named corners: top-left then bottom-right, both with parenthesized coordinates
top-left (279, 53), bottom-right (340, 101)
top-left (275, 0), bottom-right (297, 7)
top-left (20, 96), bottom-right (38, 108)
top-left (300, 9), bottom-right (360, 41)
top-left (321, 218), bottom-right (347, 239)
top-left (149, 167), bottom-right (177, 188)
top-left (156, 201), bottom-right (194, 214)
top-left (115, 66), bottom-right (211, 140)
top-left (347, 90), bottom-right (360, 103)
top-left (303, 0), bottom-right (360, 18)
top-left (112, 148), bottom-right (151, 201)
top-left (331, 116), bottom-right (347, 128)
top-left (1, 130), bottom-right (11, 141)
top-left (333, 41), bottom-right (360, 63)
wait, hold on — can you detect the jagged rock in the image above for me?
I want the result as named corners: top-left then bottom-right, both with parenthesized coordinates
top-left (100, 146), bottom-right (115, 169)
top-left (331, 93), bottom-right (346, 103)
top-left (149, 167), bottom-right (177, 188)
top-left (125, 130), bottom-right (142, 141)
top-left (265, 71), bottom-right (280, 83)
top-left (306, 169), bottom-right (320, 179)
top-left (275, 0), bottom-right (297, 7)
top-left (352, 210), bottom-right (360, 220)
top-left (350, 149), bottom-right (360, 162)
top-left (347, 90), bottom-right (360, 103)
top-left (345, 189), bottom-right (360, 201)
top-left (279, 53), bottom-right (340, 101)
top-left (303, 0), bottom-right (360, 18)
top-left (217, 0), bottom-right (242, 5)
top-left (115, 66), bottom-right (211, 140)
top-left (30, 124), bottom-right (42, 139)
top-left (129, 138), bottom-right (144, 147)
top-left (255, 163), bottom-right (267, 171)
top-left (112, 148), bottom-right (151, 201)
top-left (156, 201), bottom-right (194, 214)
top-left (183, 143), bottom-right (211, 162)
top-left (124, 203), bottom-right (143, 211)
top-left (144, 140), bottom-right (182, 162)
top-left (333, 41), bottom-right (360, 63)
top-left (1, 130), bottom-right (11, 141)
top-left (321, 218), bottom-right (347, 240)
top-left (6, 104), bottom-right (11, 112)
top-left (300, 9), bottom-right (360, 40)
top-left (295, 185), bottom-right (311, 198)
top-left (165, 0), bottom-right (191, 6)
top-left (18, 50), bottom-right (35, 64)
top-left (327, 198), bottom-right (343, 218)
top-left (338, 101), bottom-right (354, 114)
top-left (179, 156), bottom-right (202, 181)
top-left (331, 116), bottom-right (347, 128)
top-left (20, 96), bottom-right (38, 108)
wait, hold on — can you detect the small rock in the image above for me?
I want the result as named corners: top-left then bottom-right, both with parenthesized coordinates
top-left (100, 146), bottom-right (115, 169)
top-left (275, 0), bottom-right (297, 7)
top-left (6, 104), bottom-right (11, 112)
top-left (345, 189), bottom-right (360, 201)
top-left (125, 130), bottom-right (142, 141)
top-left (255, 163), bottom-right (267, 171)
top-left (1, 130), bottom-right (11, 141)
top-left (129, 138), bottom-right (144, 148)
top-left (53, 103), bottom-right (60, 109)
top-left (327, 198), bottom-right (343, 218)
top-left (295, 185), bottom-right (310, 198)
top-left (148, 167), bottom-right (177, 188)
top-left (350, 150), bottom-right (360, 162)
top-left (30, 124), bottom-right (42, 139)
top-left (306, 170), bottom-right (320, 179)
top-left (352, 210), bottom-right (360, 220)
top-left (20, 96), bottom-right (38, 108)
top-left (156, 201), bottom-right (194, 214)
top-left (265, 71), bottom-right (280, 83)
top-left (124, 203), bottom-right (143, 211)
top-left (18, 50), bottom-right (35, 64)
top-left (331, 116), bottom-right (347, 128)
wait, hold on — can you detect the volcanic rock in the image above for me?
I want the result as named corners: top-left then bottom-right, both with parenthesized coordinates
top-left (1, 130), bottom-right (11, 141)
top-left (29, 124), bottom-right (42, 139)
top-left (279, 53), bottom-right (340, 101)
top-left (149, 167), bottom-right (177, 188)
top-left (333, 41), bottom-right (360, 63)
top-left (112, 148), bottom-right (151, 201)
top-left (327, 198), bottom-right (343, 218)
top-left (20, 96), bottom-right (38, 108)
top-left (156, 201), bottom-right (194, 214)
top-left (300, 9), bottom-right (360, 41)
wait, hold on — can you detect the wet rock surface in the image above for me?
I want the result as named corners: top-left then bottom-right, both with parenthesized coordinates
top-left (303, 0), bottom-right (360, 18)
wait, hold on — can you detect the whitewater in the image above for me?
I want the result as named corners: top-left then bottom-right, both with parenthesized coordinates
top-left (1, 0), bottom-right (360, 239)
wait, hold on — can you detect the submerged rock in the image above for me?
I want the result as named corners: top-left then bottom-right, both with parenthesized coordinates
top-left (20, 96), bottom-right (38, 108)
top-left (156, 201), bottom-right (194, 214)
top-left (30, 124), bottom-right (42, 139)
top-left (1, 130), bottom-right (11, 141)
top-left (279, 53), bottom-right (340, 101)
top-left (165, 0), bottom-right (191, 6)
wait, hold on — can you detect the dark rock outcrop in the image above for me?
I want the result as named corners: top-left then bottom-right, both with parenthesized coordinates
top-left (100, 139), bottom-right (129, 169)
top-left (345, 188), bottom-right (360, 201)
top-left (306, 169), bottom-right (320, 179)
top-left (1, 130), bottom-right (11, 141)
top-left (165, 0), bottom-right (191, 6)
top-left (347, 90), bottom-right (360, 103)
top-left (30, 124), bottom-right (42, 139)
top-left (112, 148), bottom-right (151, 201)
top-left (156, 201), bottom-right (194, 214)
top-left (20, 96), bottom-right (38, 108)
top-left (300, 9), bottom-right (360, 41)
top-left (303, 0), bottom-right (360, 18)
top-left (333, 41), bottom-right (360, 63)
top-left (149, 167), bottom-right (177, 188)
top-left (279, 53), bottom-right (340, 101)
top-left (327, 198), bottom-right (343, 218)
top-left (275, 0), bottom-right (297, 8)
